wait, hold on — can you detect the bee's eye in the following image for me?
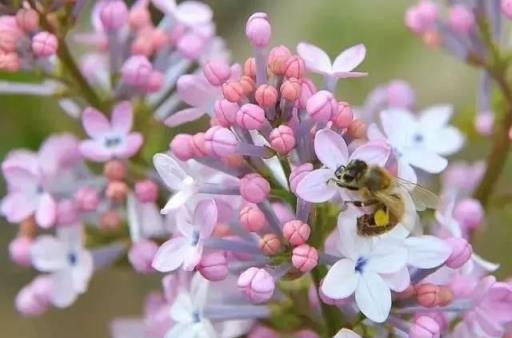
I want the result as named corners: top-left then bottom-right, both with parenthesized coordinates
top-left (343, 174), bottom-right (354, 182)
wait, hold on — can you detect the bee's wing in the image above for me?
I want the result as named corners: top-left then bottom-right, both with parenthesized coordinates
top-left (394, 177), bottom-right (439, 211)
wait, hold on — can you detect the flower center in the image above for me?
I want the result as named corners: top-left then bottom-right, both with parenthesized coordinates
top-left (68, 252), bottom-right (78, 266)
top-left (355, 257), bottom-right (367, 273)
top-left (192, 311), bottom-right (201, 323)
top-left (36, 185), bottom-right (44, 194)
top-left (413, 133), bottom-right (423, 143)
top-left (104, 136), bottom-right (122, 148)
top-left (191, 230), bottom-right (200, 246)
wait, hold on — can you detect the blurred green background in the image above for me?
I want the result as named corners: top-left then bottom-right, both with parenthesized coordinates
top-left (0, 1), bottom-right (510, 337)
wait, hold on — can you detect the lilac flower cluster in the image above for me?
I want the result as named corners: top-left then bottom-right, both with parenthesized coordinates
top-left (2, 1), bottom-right (512, 338)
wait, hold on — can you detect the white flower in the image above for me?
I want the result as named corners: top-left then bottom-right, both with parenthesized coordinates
top-left (333, 329), bottom-right (362, 338)
top-left (321, 214), bottom-right (407, 323)
top-left (368, 105), bottom-right (464, 183)
top-left (165, 274), bottom-right (217, 338)
top-left (30, 225), bottom-right (93, 307)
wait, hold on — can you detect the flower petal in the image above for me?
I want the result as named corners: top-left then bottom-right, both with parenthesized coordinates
top-left (333, 44), bottom-right (366, 73)
top-left (152, 237), bottom-right (189, 272)
top-left (2, 166), bottom-right (38, 191)
top-left (153, 153), bottom-right (188, 191)
top-left (349, 141), bottom-right (390, 166)
top-left (79, 140), bottom-right (112, 162)
top-left (425, 127), bottom-right (464, 156)
top-left (115, 133), bottom-right (143, 159)
top-left (35, 193), bottom-right (57, 228)
top-left (355, 272), bottom-right (391, 323)
top-left (381, 267), bottom-right (410, 292)
top-left (164, 108), bottom-right (207, 127)
top-left (175, 1), bottom-right (213, 26)
top-left (52, 269), bottom-right (78, 308)
top-left (419, 104), bottom-right (453, 130)
top-left (31, 235), bottom-right (67, 271)
top-left (397, 160), bottom-right (417, 184)
top-left (161, 188), bottom-right (196, 214)
top-left (82, 107), bottom-right (110, 138)
top-left (1, 192), bottom-right (37, 223)
top-left (405, 235), bottom-right (451, 269)
top-left (71, 250), bottom-right (93, 293)
top-left (380, 108), bottom-right (415, 147)
top-left (295, 168), bottom-right (338, 203)
top-left (296, 42), bottom-right (332, 74)
top-left (333, 71), bottom-right (368, 79)
top-left (321, 259), bottom-right (359, 299)
top-left (170, 292), bottom-right (195, 323)
top-left (195, 199), bottom-right (218, 239)
top-left (333, 329), bottom-right (362, 338)
top-left (402, 149), bottom-right (447, 173)
top-left (111, 101), bottom-right (133, 134)
top-left (182, 245), bottom-right (203, 271)
top-left (314, 128), bottom-right (349, 169)
top-left (366, 240), bottom-right (407, 274)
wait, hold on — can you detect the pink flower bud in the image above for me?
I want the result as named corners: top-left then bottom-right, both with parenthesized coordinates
top-left (214, 99), bottom-right (239, 127)
top-left (417, 1), bottom-right (439, 26)
top-left (222, 80), bottom-right (245, 103)
top-left (284, 55), bottom-right (305, 79)
top-left (75, 186), bottom-right (100, 211)
top-left (259, 233), bottom-right (282, 256)
top-left (177, 32), bottom-right (206, 60)
top-left (203, 59), bottom-right (231, 86)
top-left (238, 267), bottom-right (275, 304)
top-left (270, 125), bottom-right (295, 154)
top-left (151, 29), bottom-right (168, 50)
top-left (240, 173), bottom-right (271, 204)
top-left (236, 103), bottom-right (266, 130)
top-left (283, 220), bottom-right (311, 246)
top-left (129, 7), bottom-right (151, 30)
top-left (240, 204), bottom-right (266, 232)
top-left (409, 315), bottom-right (441, 338)
top-left (121, 55), bottom-right (153, 87)
top-left (56, 199), bottom-right (78, 225)
top-left (244, 57), bottom-right (256, 78)
top-left (0, 16), bottom-right (22, 53)
top-left (245, 12), bottom-right (271, 48)
top-left (298, 79), bottom-right (317, 109)
top-left (386, 80), bottom-right (416, 109)
top-left (331, 101), bottom-right (353, 129)
top-left (268, 45), bottom-right (292, 75)
top-left (32, 32), bottom-right (58, 58)
top-left (292, 244), bottom-right (318, 272)
top-left (170, 133), bottom-right (195, 161)
top-left (347, 119), bottom-right (368, 139)
top-left (448, 5), bottom-right (475, 34)
top-left (101, 210), bottom-right (122, 231)
top-left (16, 9), bottom-right (39, 32)
top-left (135, 180), bottom-right (159, 203)
top-left (422, 30), bottom-right (442, 49)
top-left (240, 75), bottom-right (256, 96)
top-left (198, 252), bottom-right (229, 281)
top-left (280, 78), bottom-right (302, 101)
top-left (106, 181), bottom-right (129, 201)
top-left (104, 160), bottom-right (126, 181)
top-left (289, 163), bottom-right (314, 193)
top-left (190, 132), bottom-right (209, 157)
top-left (437, 286), bottom-right (454, 306)
top-left (415, 283), bottom-right (440, 308)
top-left (204, 126), bottom-right (238, 157)
top-left (131, 34), bottom-right (154, 56)
top-left (31, 275), bottom-right (53, 305)
top-left (453, 198), bottom-right (484, 231)
top-left (16, 282), bottom-right (50, 317)
top-left (100, 0), bottom-right (128, 31)
top-left (0, 52), bottom-right (21, 72)
top-left (255, 84), bottom-right (278, 107)
top-left (503, 0), bottom-right (512, 19)
top-left (306, 90), bottom-right (337, 122)
top-left (128, 239), bottom-right (158, 273)
top-left (475, 111), bottom-right (494, 136)
top-left (9, 236), bottom-right (33, 267)
top-left (445, 237), bottom-right (472, 269)
top-left (145, 71), bottom-right (164, 92)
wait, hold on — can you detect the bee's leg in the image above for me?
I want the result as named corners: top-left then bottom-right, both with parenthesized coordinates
top-left (344, 200), bottom-right (378, 207)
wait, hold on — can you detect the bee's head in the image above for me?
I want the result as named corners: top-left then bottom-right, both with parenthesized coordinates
top-left (335, 160), bottom-right (368, 185)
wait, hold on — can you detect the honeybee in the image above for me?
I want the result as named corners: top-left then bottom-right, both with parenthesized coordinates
top-left (331, 159), bottom-right (439, 236)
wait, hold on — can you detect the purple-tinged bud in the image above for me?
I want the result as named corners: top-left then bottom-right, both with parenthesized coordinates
top-left (255, 84), bottom-right (278, 108)
top-left (198, 252), bottom-right (229, 281)
top-left (214, 99), bottom-right (239, 127)
top-left (415, 283), bottom-right (440, 308)
top-left (244, 57), bottom-right (257, 78)
top-left (292, 244), bottom-right (318, 272)
top-left (448, 5), bottom-right (475, 34)
top-left (32, 32), bottom-right (58, 58)
top-left (75, 187), bottom-right (100, 212)
top-left (245, 12), bottom-right (271, 48)
top-left (9, 236), bottom-right (33, 267)
top-left (503, 0), bottom-right (512, 19)
top-left (100, 0), bottom-right (128, 31)
top-left (190, 132), bottom-right (209, 157)
top-left (104, 160), bottom-right (126, 181)
top-left (270, 125), bottom-right (296, 154)
top-left (177, 32), bottom-right (206, 60)
top-left (289, 163), bottom-right (314, 194)
top-left (170, 134), bottom-right (195, 161)
top-left (56, 199), bottom-right (79, 225)
top-left (236, 103), bottom-right (266, 130)
top-left (204, 126), bottom-right (238, 157)
top-left (409, 316), bottom-right (440, 338)
top-left (259, 233), bottom-right (282, 256)
top-left (306, 90), bottom-right (337, 122)
top-left (331, 101), bottom-right (353, 129)
top-left (283, 55), bottom-right (305, 79)
top-left (222, 80), bottom-right (245, 103)
top-left (135, 180), bottom-right (159, 203)
top-left (121, 55), bottom-right (153, 87)
top-left (454, 198), bottom-right (484, 231)
top-left (203, 59), bottom-right (231, 86)
top-left (238, 267), bottom-right (275, 304)
top-left (280, 78), bottom-right (302, 101)
top-left (144, 71), bottom-right (164, 92)
top-left (16, 9), bottom-right (39, 32)
top-left (240, 204), bottom-right (266, 232)
top-left (240, 173), bottom-right (270, 203)
top-left (268, 45), bottom-right (292, 76)
top-left (298, 79), bottom-right (316, 109)
top-left (128, 239), bottom-right (158, 274)
top-left (283, 220), bottom-right (311, 246)
top-left (445, 237), bottom-right (472, 269)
